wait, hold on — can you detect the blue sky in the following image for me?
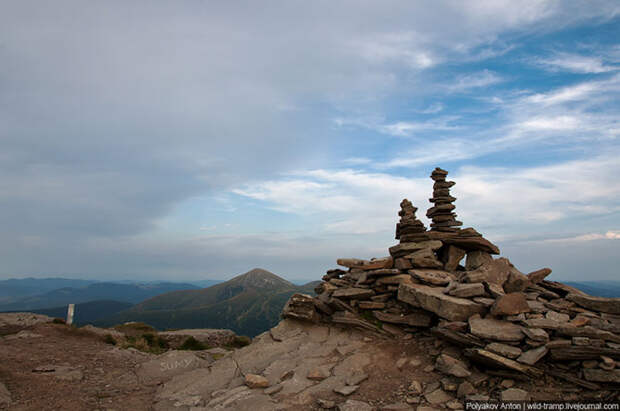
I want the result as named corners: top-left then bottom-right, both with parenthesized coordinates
top-left (1, 1), bottom-right (619, 282)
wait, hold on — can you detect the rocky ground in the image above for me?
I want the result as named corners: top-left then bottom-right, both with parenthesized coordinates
top-left (2, 312), bottom-right (617, 411)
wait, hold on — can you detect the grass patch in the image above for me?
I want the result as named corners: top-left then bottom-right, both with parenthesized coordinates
top-left (102, 334), bottom-right (117, 345)
top-left (113, 322), bottom-right (156, 337)
top-left (179, 336), bottom-right (208, 351)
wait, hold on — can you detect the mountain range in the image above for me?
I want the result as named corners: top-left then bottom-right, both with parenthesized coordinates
top-left (96, 268), bottom-right (319, 337)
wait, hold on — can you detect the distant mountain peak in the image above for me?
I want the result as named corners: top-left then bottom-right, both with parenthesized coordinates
top-left (232, 268), bottom-right (293, 289)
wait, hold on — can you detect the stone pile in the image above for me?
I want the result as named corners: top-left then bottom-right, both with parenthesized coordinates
top-left (427, 167), bottom-right (462, 233)
top-left (284, 168), bottom-right (620, 394)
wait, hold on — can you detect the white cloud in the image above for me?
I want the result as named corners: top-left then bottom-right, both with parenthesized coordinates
top-left (535, 52), bottom-right (618, 73)
top-left (533, 230), bottom-right (620, 243)
top-left (445, 69), bottom-right (504, 92)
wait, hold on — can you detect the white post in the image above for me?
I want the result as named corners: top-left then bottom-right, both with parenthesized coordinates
top-left (66, 304), bottom-right (75, 325)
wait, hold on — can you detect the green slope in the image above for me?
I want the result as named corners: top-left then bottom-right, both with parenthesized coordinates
top-left (97, 268), bottom-right (318, 337)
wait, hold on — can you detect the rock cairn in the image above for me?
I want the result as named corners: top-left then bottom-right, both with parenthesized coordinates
top-left (427, 167), bottom-right (462, 232)
top-left (284, 168), bottom-right (620, 394)
top-left (395, 199), bottom-right (426, 240)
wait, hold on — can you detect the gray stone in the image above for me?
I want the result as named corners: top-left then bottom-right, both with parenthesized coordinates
top-left (317, 398), bottom-right (336, 409)
top-left (435, 354), bottom-right (471, 378)
top-left (523, 318), bottom-right (561, 330)
top-left (448, 283), bottom-right (485, 298)
top-left (307, 366), bottom-right (331, 381)
top-left (485, 343), bottom-right (522, 359)
top-left (264, 384), bottom-right (283, 395)
top-left (517, 346), bottom-right (548, 365)
top-left (469, 317), bottom-right (524, 342)
top-left (346, 372), bottom-right (368, 386)
top-left (374, 311), bottom-right (432, 327)
top-left (501, 388), bottom-right (530, 401)
top-left (398, 282), bottom-right (485, 322)
top-left (527, 268), bottom-right (552, 284)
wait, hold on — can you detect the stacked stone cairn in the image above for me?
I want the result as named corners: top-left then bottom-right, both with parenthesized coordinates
top-left (428, 167), bottom-right (462, 232)
top-left (284, 167), bottom-right (620, 396)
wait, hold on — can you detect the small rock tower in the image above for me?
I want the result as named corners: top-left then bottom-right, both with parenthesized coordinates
top-left (395, 199), bottom-right (426, 241)
top-left (426, 167), bottom-right (462, 232)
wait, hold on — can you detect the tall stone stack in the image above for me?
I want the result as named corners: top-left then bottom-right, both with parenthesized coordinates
top-left (427, 167), bottom-right (462, 232)
top-left (283, 167), bottom-right (620, 394)
top-left (395, 199), bottom-right (426, 241)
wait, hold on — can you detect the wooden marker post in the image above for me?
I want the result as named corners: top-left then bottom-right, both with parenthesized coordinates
top-left (66, 304), bottom-right (75, 325)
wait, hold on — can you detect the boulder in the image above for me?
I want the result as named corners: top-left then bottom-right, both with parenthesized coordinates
top-left (503, 270), bottom-right (530, 293)
top-left (373, 310), bottom-right (432, 327)
top-left (245, 374), bottom-right (270, 388)
top-left (468, 317), bottom-right (524, 342)
top-left (490, 293), bottom-right (530, 316)
top-left (527, 268), bottom-right (552, 284)
top-left (398, 282), bottom-right (486, 322)
top-left (407, 248), bottom-right (443, 269)
top-left (282, 293), bottom-right (320, 322)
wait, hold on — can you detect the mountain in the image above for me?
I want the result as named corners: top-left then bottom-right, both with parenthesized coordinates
top-left (97, 268), bottom-right (318, 337)
top-left (0, 282), bottom-right (200, 312)
top-left (188, 279), bottom-right (223, 288)
top-left (564, 281), bottom-right (620, 298)
top-left (30, 300), bottom-right (134, 325)
top-left (0, 277), bottom-right (97, 304)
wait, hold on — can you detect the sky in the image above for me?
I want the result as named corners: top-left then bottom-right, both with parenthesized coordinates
top-left (1, 1), bottom-right (619, 283)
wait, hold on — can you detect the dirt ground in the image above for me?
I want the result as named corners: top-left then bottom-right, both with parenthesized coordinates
top-left (0, 322), bottom-right (156, 411)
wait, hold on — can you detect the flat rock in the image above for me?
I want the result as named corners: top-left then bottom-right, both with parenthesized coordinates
top-left (374, 311), bottom-right (432, 327)
top-left (398, 282), bottom-right (485, 322)
top-left (485, 343), bottom-right (522, 359)
top-left (332, 288), bottom-right (375, 300)
top-left (443, 236), bottom-right (500, 255)
top-left (435, 354), bottom-right (471, 378)
top-left (468, 317), bottom-right (524, 342)
top-left (523, 318), bottom-right (561, 330)
top-left (32, 365), bottom-right (83, 382)
top-left (389, 241), bottom-right (443, 257)
top-left (567, 293), bottom-right (620, 314)
top-left (376, 274), bottom-right (413, 286)
top-left (545, 311), bottom-right (570, 323)
top-left (337, 257), bottom-right (393, 270)
top-left (307, 366), bottom-right (331, 381)
top-left (448, 283), bottom-right (485, 298)
top-left (409, 269), bottom-right (455, 286)
top-left (457, 381), bottom-right (475, 398)
top-left (490, 293), bottom-right (530, 316)
top-left (522, 328), bottom-right (549, 343)
top-left (517, 346), bottom-right (548, 365)
top-left (334, 384), bottom-right (359, 396)
top-left (501, 388), bottom-right (530, 401)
